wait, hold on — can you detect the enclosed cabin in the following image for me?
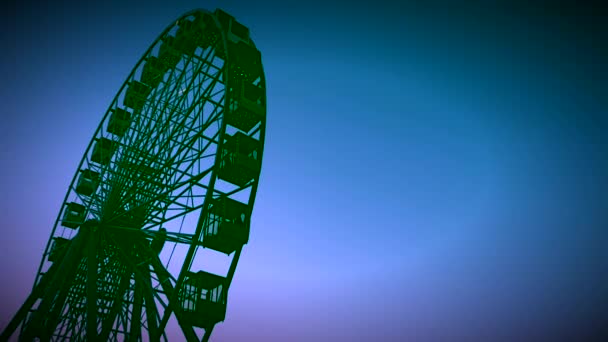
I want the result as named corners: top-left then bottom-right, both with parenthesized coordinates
top-left (213, 9), bottom-right (249, 59)
top-left (61, 202), bottom-right (86, 228)
top-left (158, 16), bottom-right (213, 75)
top-left (75, 168), bottom-right (100, 196)
top-left (48, 237), bottom-right (70, 262)
top-left (174, 18), bottom-right (201, 56)
top-left (150, 227), bottom-right (167, 254)
top-left (122, 150), bottom-right (159, 180)
top-left (190, 13), bottom-right (209, 42)
top-left (107, 108), bottom-right (132, 137)
top-left (124, 80), bottom-right (152, 113)
top-left (198, 12), bottom-right (220, 49)
top-left (178, 271), bottom-right (227, 327)
top-left (158, 35), bottom-right (182, 70)
top-left (91, 137), bottom-right (118, 165)
top-left (217, 132), bottom-right (261, 187)
top-left (213, 10), bottom-right (262, 78)
top-left (227, 82), bottom-right (264, 132)
top-left (141, 56), bottom-right (167, 89)
top-left (227, 41), bottom-right (262, 85)
top-left (203, 196), bottom-right (250, 254)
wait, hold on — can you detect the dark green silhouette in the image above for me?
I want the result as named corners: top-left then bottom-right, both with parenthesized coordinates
top-left (1, 8), bottom-right (265, 342)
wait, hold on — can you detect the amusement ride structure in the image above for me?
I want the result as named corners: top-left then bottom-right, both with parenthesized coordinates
top-left (2, 8), bottom-right (265, 341)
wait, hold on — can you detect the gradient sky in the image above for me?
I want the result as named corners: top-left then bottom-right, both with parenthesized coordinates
top-left (1, 1), bottom-right (607, 341)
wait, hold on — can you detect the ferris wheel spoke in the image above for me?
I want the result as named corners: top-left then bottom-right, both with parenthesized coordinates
top-left (170, 113), bottom-right (224, 170)
top-left (143, 199), bottom-right (201, 231)
top-left (103, 182), bottom-right (194, 230)
top-left (149, 252), bottom-right (199, 342)
top-left (179, 57), bottom-right (214, 111)
top-left (189, 48), bottom-right (222, 72)
top-left (109, 116), bottom-right (223, 227)
top-left (142, 266), bottom-right (161, 342)
top-left (153, 231), bottom-right (199, 245)
top-left (106, 54), bottom-right (208, 197)
top-left (202, 325), bottom-right (214, 342)
top-left (152, 42), bottom-right (218, 121)
top-left (136, 72), bottom-right (194, 146)
top-left (177, 152), bottom-right (216, 165)
top-left (144, 52), bottom-right (199, 119)
top-left (127, 277), bottom-right (144, 342)
top-left (106, 74), bottom-right (224, 219)
top-left (107, 159), bottom-right (216, 230)
top-left (161, 128), bottom-right (221, 184)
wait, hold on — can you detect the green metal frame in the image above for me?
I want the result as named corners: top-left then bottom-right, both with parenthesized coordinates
top-left (2, 7), bottom-right (266, 342)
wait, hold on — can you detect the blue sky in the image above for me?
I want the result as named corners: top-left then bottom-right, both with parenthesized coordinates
top-left (1, 1), bottom-right (606, 341)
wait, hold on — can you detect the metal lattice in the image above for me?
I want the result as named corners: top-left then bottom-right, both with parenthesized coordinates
top-left (2, 8), bottom-right (265, 342)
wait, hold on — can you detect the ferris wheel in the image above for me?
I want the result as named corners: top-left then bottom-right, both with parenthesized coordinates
top-left (2, 8), bottom-right (265, 341)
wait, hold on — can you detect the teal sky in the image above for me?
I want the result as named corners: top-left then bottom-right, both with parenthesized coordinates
top-left (1, 1), bottom-right (606, 340)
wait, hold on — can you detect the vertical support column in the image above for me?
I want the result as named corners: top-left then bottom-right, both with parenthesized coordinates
top-left (142, 264), bottom-right (161, 342)
top-left (202, 325), bottom-right (214, 342)
top-left (128, 278), bottom-right (143, 342)
top-left (225, 247), bottom-right (242, 288)
top-left (149, 253), bottom-right (198, 342)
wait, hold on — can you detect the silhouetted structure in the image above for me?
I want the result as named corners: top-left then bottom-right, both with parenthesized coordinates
top-left (1, 8), bottom-right (265, 342)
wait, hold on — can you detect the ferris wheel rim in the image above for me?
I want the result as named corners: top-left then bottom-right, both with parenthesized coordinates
top-left (26, 9), bottom-right (266, 335)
